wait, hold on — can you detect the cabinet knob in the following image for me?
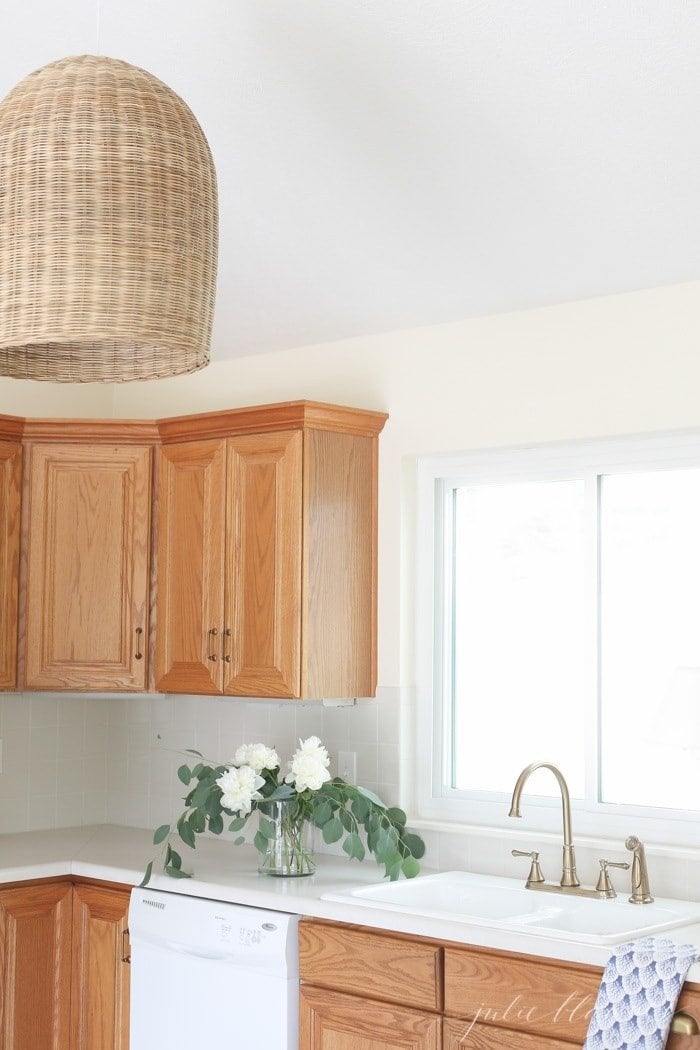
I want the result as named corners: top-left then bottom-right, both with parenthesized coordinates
top-left (672, 1011), bottom-right (700, 1036)
top-left (134, 627), bottom-right (143, 661)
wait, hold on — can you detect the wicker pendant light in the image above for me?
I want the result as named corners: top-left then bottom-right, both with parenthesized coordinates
top-left (0, 55), bottom-right (218, 382)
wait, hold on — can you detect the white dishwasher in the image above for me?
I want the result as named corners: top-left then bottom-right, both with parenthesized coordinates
top-left (128, 888), bottom-right (300, 1049)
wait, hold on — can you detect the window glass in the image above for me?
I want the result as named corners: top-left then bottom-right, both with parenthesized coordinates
top-left (452, 479), bottom-right (586, 797)
top-left (600, 469), bottom-right (700, 810)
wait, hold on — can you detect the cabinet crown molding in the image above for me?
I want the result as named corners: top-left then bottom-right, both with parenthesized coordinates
top-left (0, 414), bottom-right (25, 441)
top-left (4, 401), bottom-right (388, 445)
top-left (156, 400), bottom-right (389, 443)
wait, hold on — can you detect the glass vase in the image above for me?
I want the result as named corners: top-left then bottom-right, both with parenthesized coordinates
top-left (257, 799), bottom-right (316, 877)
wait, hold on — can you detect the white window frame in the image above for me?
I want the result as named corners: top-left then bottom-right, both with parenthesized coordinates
top-left (415, 430), bottom-right (700, 849)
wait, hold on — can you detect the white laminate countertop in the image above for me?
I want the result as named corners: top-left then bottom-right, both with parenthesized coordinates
top-left (3, 823), bottom-right (700, 981)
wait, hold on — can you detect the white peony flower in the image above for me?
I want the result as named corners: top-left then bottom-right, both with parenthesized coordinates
top-left (285, 736), bottom-right (331, 793)
top-left (216, 764), bottom-right (265, 815)
top-left (233, 742), bottom-right (280, 773)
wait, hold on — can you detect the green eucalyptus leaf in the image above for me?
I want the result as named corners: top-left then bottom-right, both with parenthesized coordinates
top-left (209, 812), bottom-right (224, 835)
top-left (342, 832), bottom-right (365, 861)
top-left (192, 763), bottom-right (204, 778)
top-left (322, 817), bottom-right (343, 844)
top-left (357, 785), bottom-right (386, 807)
top-left (313, 801), bottom-right (332, 827)
top-left (387, 857), bottom-right (403, 881)
top-left (375, 826), bottom-right (399, 862)
top-left (153, 823), bottom-right (170, 845)
top-left (190, 808), bottom-right (206, 834)
top-left (139, 861), bottom-right (153, 887)
top-left (402, 833), bottom-right (426, 860)
top-left (169, 849), bottom-right (182, 870)
top-left (205, 792), bottom-right (222, 818)
top-left (339, 808), bottom-right (354, 832)
top-left (177, 764), bottom-right (192, 786)
top-left (386, 807), bottom-right (407, 827)
top-left (401, 856), bottom-right (421, 879)
top-left (190, 780), bottom-right (213, 808)
top-left (178, 821), bottom-right (196, 849)
top-left (253, 830), bottom-right (269, 853)
top-left (165, 865), bottom-right (192, 879)
top-left (350, 796), bottom-right (369, 822)
top-left (228, 816), bottom-right (247, 832)
top-left (258, 817), bottom-right (275, 839)
top-left (233, 836), bottom-right (245, 846)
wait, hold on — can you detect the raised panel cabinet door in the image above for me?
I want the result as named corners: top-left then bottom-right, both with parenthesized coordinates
top-left (155, 439), bottom-right (226, 693)
top-left (0, 881), bottom-right (72, 1050)
top-left (24, 444), bottom-right (151, 691)
top-left (0, 442), bottom-right (21, 690)
top-left (300, 986), bottom-right (441, 1050)
top-left (70, 884), bottom-right (131, 1050)
top-left (224, 430), bottom-right (302, 697)
top-left (444, 1017), bottom-right (576, 1049)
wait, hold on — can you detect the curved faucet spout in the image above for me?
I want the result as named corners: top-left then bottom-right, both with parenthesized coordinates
top-left (509, 761), bottom-right (579, 888)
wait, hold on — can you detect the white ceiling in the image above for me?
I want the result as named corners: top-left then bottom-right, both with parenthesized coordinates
top-left (2, 1), bottom-right (699, 362)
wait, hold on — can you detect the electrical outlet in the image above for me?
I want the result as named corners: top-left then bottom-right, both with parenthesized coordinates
top-left (338, 750), bottom-right (357, 784)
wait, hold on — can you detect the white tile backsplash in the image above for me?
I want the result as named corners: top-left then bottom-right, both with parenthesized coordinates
top-left (2, 686), bottom-right (698, 903)
top-left (0, 694), bottom-right (109, 833)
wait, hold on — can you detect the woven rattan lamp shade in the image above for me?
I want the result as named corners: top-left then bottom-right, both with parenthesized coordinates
top-left (0, 55), bottom-right (218, 382)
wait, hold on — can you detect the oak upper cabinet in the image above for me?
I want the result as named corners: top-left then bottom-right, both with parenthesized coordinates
top-left (0, 881), bottom-right (73, 1050)
top-left (23, 435), bottom-right (152, 691)
top-left (0, 426), bottom-right (22, 691)
top-left (71, 883), bottom-right (131, 1050)
top-left (156, 402), bottom-right (387, 699)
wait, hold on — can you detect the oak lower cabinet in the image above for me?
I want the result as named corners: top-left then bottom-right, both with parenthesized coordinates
top-left (0, 881), bottom-right (73, 1049)
top-left (300, 920), bottom-right (700, 1050)
top-left (71, 883), bottom-right (131, 1050)
top-left (300, 985), bottom-right (442, 1050)
top-left (0, 436), bottom-right (22, 690)
top-left (0, 879), bottom-right (130, 1050)
top-left (156, 401), bottom-right (387, 699)
top-left (23, 439), bottom-right (152, 691)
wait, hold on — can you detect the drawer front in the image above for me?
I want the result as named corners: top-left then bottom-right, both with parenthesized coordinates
top-left (444, 1016), bottom-right (578, 1049)
top-left (300, 986), bottom-right (442, 1050)
top-left (444, 946), bottom-right (601, 1044)
top-left (299, 920), bottom-right (442, 1012)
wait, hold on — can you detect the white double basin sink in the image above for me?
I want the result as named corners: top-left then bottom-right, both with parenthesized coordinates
top-left (322, 871), bottom-right (700, 945)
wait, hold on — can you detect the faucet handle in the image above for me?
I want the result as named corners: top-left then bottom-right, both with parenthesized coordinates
top-left (512, 849), bottom-right (545, 884)
top-left (596, 859), bottom-right (630, 898)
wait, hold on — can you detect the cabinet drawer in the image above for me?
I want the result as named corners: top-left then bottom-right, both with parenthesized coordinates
top-left (444, 1016), bottom-right (576, 1048)
top-left (301, 985), bottom-right (441, 1050)
top-left (299, 920), bottom-right (442, 1012)
top-left (444, 946), bottom-right (601, 1044)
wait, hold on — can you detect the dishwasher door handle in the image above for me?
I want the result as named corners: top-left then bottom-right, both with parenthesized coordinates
top-left (163, 941), bottom-right (231, 962)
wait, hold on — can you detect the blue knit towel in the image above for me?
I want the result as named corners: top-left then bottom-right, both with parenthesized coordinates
top-left (583, 937), bottom-right (699, 1050)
